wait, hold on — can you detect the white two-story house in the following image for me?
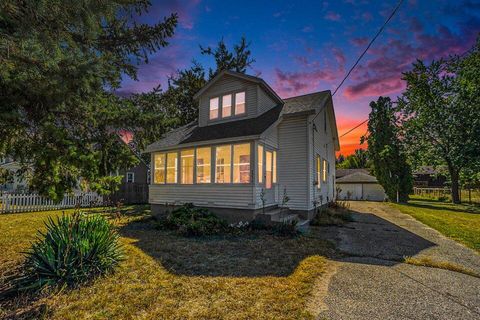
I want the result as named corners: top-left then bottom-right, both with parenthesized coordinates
top-left (144, 70), bottom-right (340, 223)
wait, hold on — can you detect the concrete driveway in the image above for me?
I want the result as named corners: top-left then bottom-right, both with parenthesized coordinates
top-left (317, 201), bottom-right (480, 320)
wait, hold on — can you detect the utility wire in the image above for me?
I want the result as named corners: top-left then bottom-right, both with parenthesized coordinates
top-left (332, 0), bottom-right (404, 97)
top-left (330, 0), bottom-right (404, 139)
top-left (339, 119), bottom-right (368, 138)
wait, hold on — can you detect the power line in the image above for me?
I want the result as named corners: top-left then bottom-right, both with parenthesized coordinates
top-left (332, 0), bottom-right (404, 140)
top-left (339, 119), bottom-right (368, 138)
top-left (332, 0), bottom-right (404, 97)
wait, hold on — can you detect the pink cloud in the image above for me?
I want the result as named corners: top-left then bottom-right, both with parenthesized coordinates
top-left (144, 0), bottom-right (201, 30)
top-left (332, 48), bottom-right (346, 66)
top-left (350, 37), bottom-right (368, 47)
top-left (342, 18), bottom-right (480, 100)
top-left (324, 11), bottom-right (341, 21)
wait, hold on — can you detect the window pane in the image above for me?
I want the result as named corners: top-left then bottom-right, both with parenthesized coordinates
top-left (222, 94), bottom-right (232, 117)
top-left (196, 147), bottom-right (211, 183)
top-left (210, 97), bottom-right (219, 119)
top-left (235, 92), bottom-right (245, 115)
top-left (323, 159), bottom-right (327, 182)
top-left (154, 153), bottom-right (166, 184)
top-left (265, 151), bottom-right (272, 189)
top-left (257, 145), bottom-right (263, 183)
top-left (233, 143), bottom-right (250, 183)
top-left (181, 149), bottom-right (194, 184)
top-left (215, 145), bottom-right (231, 183)
top-left (273, 151), bottom-right (277, 184)
top-left (317, 156), bottom-right (321, 189)
top-left (166, 152), bottom-right (178, 183)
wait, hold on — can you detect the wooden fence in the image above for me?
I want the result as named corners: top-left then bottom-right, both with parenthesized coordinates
top-left (0, 192), bottom-right (103, 214)
top-left (413, 187), bottom-right (480, 204)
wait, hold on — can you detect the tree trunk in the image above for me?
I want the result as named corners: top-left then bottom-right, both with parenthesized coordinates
top-left (448, 165), bottom-right (461, 204)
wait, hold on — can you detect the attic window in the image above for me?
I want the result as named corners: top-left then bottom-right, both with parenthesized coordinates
top-left (222, 94), bottom-right (232, 117)
top-left (210, 97), bottom-right (219, 119)
top-left (235, 92), bottom-right (245, 115)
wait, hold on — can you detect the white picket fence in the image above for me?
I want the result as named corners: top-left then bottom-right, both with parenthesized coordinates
top-left (0, 192), bottom-right (104, 214)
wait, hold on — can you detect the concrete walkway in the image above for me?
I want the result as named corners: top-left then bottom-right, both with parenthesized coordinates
top-left (318, 201), bottom-right (480, 320)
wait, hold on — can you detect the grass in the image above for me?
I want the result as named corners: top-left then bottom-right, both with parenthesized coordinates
top-left (390, 196), bottom-right (480, 252)
top-left (0, 206), bottom-right (334, 319)
top-left (403, 256), bottom-right (479, 278)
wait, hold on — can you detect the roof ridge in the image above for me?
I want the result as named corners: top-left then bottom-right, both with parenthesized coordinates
top-left (283, 90), bottom-right (331, 101)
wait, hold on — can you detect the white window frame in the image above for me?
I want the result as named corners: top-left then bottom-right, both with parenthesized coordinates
top-left (126, 172), bottom-right (135, 183)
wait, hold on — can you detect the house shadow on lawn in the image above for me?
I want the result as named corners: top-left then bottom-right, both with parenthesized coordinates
top-left (117, 205), bottom-right (437, 277)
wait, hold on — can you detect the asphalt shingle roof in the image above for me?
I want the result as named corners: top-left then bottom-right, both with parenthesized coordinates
top-left (144, 82), bottom-right (332, 153)
top-left (336, 171), bottom-right (378, 184)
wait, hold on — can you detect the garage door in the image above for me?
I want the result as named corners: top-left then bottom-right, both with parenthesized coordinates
top-left (337, 183), bottom-right (362, 200)
top-left (337, 183), bottom-right (386, 201)
top-left (363, 184), bottom-right (386, 201)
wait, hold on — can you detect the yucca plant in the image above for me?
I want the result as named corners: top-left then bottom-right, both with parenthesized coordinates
top-left (21, 213), bottom-right (124, 290)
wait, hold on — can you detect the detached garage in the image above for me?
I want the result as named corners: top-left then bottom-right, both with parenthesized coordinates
top-left (336, 169), bottom-right (386, 201)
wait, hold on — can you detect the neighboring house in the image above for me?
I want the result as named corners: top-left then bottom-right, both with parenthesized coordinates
top-left (336, 169), bottom-right (386, 201)
top-left (0, 158), bottom-right (28, 192)
top-left (413, 166), bottom-right (447, 188)
top-left (110, 162), bottom-right (150, 204)
top-left (144, 70), bottom-right (340, 223)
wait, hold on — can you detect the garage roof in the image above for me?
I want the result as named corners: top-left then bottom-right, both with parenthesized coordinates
top-left (336, 171), bottom-right (378, 184)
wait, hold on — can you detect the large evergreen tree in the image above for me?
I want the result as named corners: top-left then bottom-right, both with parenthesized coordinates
top-left (0, 1), bottom-right (177, 200)
top-left (398, 39), bottom-right (480, 203)
top-left (364, 97), bottom-right (412, 202)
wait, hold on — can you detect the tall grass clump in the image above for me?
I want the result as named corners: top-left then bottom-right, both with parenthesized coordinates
top-left (22, 213), bottom-right (123, 290)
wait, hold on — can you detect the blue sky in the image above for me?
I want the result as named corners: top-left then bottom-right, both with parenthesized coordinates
top-left (120, 0), bottom-right (480, 154)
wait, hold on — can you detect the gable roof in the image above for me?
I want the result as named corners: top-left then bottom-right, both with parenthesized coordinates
top-left (193, 70), bottom-right (283, 104)
top-left (336, 168), bottom-right (371, 179)
top-left (336, 171), bottom-right (378, 184)
top-left (144, 105), bottom-right (283, 152)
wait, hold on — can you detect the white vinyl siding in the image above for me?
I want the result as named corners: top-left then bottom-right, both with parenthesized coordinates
top-left (150, 184), bottom-right (254, 209)
top-left (277, 116), bottom-right (309, 210)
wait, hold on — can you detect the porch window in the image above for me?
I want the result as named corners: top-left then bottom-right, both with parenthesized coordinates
top-left (166, 152), bottom-right (178, 183)
top-left (215, 145), bottom-right (231, 183)
top-left (273, 151), bottom-right (277, 184)
top-left (210, 97), bottom-right (219, 120)
top-left (181, 149), bottom-right (194, 184)
top-left (235, 92), bottom-right (245, 115)
top-left (154, 153), bottom-right (166, 184)
top-left (316, 155), bottom-right (321, 189)
top-left (257, 145), bottom-right (264, 183)
top-left (322, 159), bottom-right (327, 182)
top-left (233, 143), bottom-right (250, 183)
top-left (222, 94), bottom-right (232, 117)
top-left (265, 150), bottom-right (272, 189)
top-left (196, 147), bottom-right (211, 183)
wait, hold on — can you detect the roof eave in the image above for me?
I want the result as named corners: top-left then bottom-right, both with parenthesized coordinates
top-left (144, 134), bottom-right (262, 153)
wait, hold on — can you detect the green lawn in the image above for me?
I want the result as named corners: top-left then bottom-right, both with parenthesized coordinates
top-left (390, 196), bottom-right (480, 252)
top-left (0, 206), bottom-right (333, 320)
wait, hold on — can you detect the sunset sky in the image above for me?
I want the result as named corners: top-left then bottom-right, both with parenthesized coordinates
top-left (120, 0), bottom-right (480, 156)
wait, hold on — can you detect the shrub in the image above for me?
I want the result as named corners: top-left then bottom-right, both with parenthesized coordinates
top-left (310, 207), bottom-right (354, 226)
top-left (156, 203), bottom-right (228, 237)
top-left (22, 213), bottom-right (123, 290)
top-left (273, 220), bottom-right (299, 237)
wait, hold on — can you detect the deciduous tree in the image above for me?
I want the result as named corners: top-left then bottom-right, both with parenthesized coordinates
top-left (398, 39), bottom-right (480, 203)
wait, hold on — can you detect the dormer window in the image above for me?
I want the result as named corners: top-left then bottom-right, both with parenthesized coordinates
top-left (235, 91), bottom-right (245, 115)
top-left (209, 97), bottom-right (219, 119)
top-left (208, 91), bottom-right (246, 121)
top-left (222, 94), bottom-right (232, 117)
